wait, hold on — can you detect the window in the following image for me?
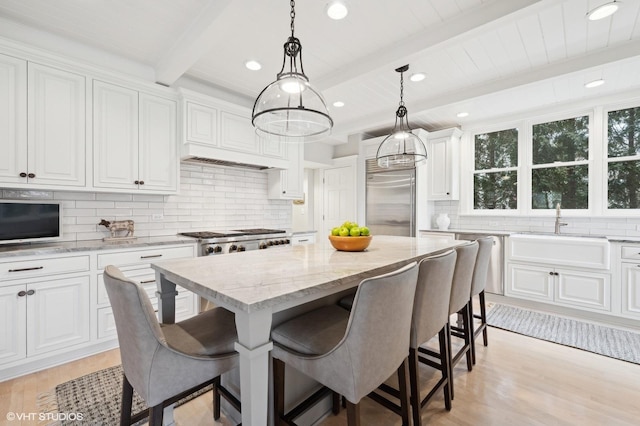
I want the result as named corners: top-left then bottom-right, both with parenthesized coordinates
top-left (473, 129), bottom-right (518, 209)
top-left (531, 116), bottom-right (589, 210)
top-left (607, 106), bottom-right (640, 209)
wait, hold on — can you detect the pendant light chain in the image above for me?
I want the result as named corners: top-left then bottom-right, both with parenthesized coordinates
top-left (290, 0), bottom-right (296, 38)
top-left (399, 69), bottom-right (405, 107)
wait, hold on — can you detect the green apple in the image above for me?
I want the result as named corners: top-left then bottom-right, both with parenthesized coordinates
top-left (331, 227), bottom-right (340, 236)
top-left (338, 227), bottom-right (350, 237)
top-left (350, 227), bottom-right (361, 236)
top-left (360, 226), bottom-right (370, 236)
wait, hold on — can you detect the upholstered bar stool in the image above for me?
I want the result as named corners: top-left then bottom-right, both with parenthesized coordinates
top-left (271, 262), bottom-right (419, 426)
top-left (103, 265), bottom-right (241, 426)
top-left (367, 250), bottom-right (458, 426)
top-left (445, 241), bottom-right (479, 398)
top-left (468, 237), bottom-right (493, 365)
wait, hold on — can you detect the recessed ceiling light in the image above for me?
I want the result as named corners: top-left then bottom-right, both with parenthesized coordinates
top-left (586, 1), bottom-right (620, 21)
top-left (244, 60), bottom-right (262, 71)
top-left (332, 101), bottom-right (345, 107)
top-left (457, 112), bottom-right (469, 118)
top-left (584, 79), bottom-right (605, 88)
top-left (410, 73), bottom-right (426, 82)
top-left (326, 1), bottom-right (348, 20)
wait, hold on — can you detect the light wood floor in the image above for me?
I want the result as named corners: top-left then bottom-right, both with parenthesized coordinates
top-left (2, 326), bottom-right (640, 426)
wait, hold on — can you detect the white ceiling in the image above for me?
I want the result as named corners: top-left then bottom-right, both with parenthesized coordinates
top-left (0, 0), bottom-right (639, 144)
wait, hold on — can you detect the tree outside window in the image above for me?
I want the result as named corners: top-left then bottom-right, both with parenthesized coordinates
top-left (608, 107), bottom-right (640, 209)
top-left (473, 129), bottom-right (518, 209)
top-left (531, 116), bottom-right (589, 209)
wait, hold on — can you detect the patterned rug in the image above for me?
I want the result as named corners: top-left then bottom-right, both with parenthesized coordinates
top-left (487, 304), bottom-right (640, 365)
top-left (43, 364), bottom-right (211, 425)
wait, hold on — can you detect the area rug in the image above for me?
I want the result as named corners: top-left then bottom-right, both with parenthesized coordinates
top-left (45, 364), bottom-right (211, 425)
top-left (486, 304), bottom-right (640, 365)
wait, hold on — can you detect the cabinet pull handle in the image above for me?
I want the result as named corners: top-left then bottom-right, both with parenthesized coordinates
top-left (298, 239), bottom-right (309, 242)
top-left (19, 172), bottom-right (27, 178)
top-left (9, 266), bottom-right (44, 273)
top-left (17, 290), bottom-right (27, 297)
top-left (140, 254), bottom-right (162, 259)
top-left (26, 289), bottom-right (35, 296)
top-left (28, 173), bottom-right (35, 178)
top-left (140, 279), bottom-right (156, 284)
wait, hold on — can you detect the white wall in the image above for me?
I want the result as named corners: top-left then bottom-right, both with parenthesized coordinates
top-left (1, 163), bottom-right (292, 242)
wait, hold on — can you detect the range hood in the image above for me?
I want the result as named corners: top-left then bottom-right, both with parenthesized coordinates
top-left (182, 156), bottom-right (270, 170)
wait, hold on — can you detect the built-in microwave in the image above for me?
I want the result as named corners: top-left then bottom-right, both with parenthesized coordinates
top-left (0, 200), bottom-right (63, 245)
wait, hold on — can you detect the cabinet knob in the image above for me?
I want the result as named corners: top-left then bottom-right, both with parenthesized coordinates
top-left (27, 289), bottom-right (35, 296)
top-left (282, 191), bottom-right (286, 194)
top-left (18, 290), bottom-right (27, 297)
top-left (19, 172), bottom-right (27, 178)
top-left (446, 192), bottom-right (450, 195)
top-left (28, 173), bottom-right (35, 178)
top-left (548, 271), bottom-right (554, 275)
top-left (139, 180), bottom-right (144, 185)
top-left (554, 272), bottom-right (559, 276)
top-left (134, 180), bottom-right (139, 185)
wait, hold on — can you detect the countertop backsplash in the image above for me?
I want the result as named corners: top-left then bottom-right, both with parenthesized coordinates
top-left (432, 201), bottom-right (640, 238)
top-left (0, 163), bottom-right (292, 242)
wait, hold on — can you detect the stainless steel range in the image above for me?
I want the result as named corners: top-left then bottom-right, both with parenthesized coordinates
top-left (179, 228), bottom-right (292, 256)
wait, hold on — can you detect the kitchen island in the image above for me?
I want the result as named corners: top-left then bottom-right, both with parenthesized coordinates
top-left (151, 235), bottom-right (465, 426)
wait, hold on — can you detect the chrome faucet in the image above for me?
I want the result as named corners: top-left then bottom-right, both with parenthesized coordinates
top-left (554, 203), bottom-right (568, 234)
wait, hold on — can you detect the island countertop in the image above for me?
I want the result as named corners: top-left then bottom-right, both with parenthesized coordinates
top-left (152, 235), bottom-right (465, 313)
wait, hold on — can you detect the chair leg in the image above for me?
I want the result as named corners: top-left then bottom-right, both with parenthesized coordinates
top-left (408, 348), bottom-right (422, 426)
top-left (469, 299), bottom-right (477, 365)
top-left (438, 328), bottom-right (452, 411)
top-left (445, 321), bottom-right (454, 400)
top-left (480, 290), bottom-right (489, 346)
top-left (346, 400), bottom-right (361, 426)
top-left (120, 374), bottom-right (133, 426)
top-left (332, 392), bottom-right (341, 415)
top-left (213, 376), bottom-right (221, 420)
top-left (148, 404), bottom-right (163, 426)
top-left (273, 358), bottom-right (286, 426)
top-left (397, 359), bottom-right (410, 426)
top-left (462, 304), bottom-right (473, 372)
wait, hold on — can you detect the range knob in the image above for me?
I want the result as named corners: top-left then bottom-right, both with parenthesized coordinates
top-left (284, 239), bottom-right (290, 244)
top-left (237, 245), bottom-right (246, 252)
top-left (259, 242), bottom-right (268, 250)
top-left (268, 241), bottom-right (275, 246)
top-left (229, 244), bottom-right (238, 252)
top-left (280, 239), bottom-right (287, 245)
top-left (274, 240), bottom-right (280, 245)
top-left (206, 245), bottom-right (223, 254)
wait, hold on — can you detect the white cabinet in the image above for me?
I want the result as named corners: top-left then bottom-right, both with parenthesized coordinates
top-left (95, 244), bottom-right (198, 340)
top-left (620, 245), bottom-right (640, 319)
top-left (185, 101), bottom-right (218, 146)
top-left (268, 143), bottom-right (304, 200)
top-left (93, 80), bottom-right (178, 193)
top-left (0, 255), bottom-right (91, 366)
top-left (426, 128), bottom-right (462, 200)
top-left (0, 56), bottom-right (86, 188)
top-left (505, 235), bottom-right (612, 313)
top-left (291, 233), bottom-right (316, 245)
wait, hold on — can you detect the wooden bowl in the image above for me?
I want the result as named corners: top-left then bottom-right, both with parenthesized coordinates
top-left (328, 235), bottom-right (372, 252)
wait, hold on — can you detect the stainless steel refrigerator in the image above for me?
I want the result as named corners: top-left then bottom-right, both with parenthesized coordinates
top-left (365, 159), bottom-right (415, 237)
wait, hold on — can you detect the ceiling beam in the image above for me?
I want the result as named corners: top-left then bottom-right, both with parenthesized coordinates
top-left (315, 0), bottom-right (554, 91)
top-left (154, 0), bottom-right (233, 86)
top-left (332, 39), bottom-right (640, 137)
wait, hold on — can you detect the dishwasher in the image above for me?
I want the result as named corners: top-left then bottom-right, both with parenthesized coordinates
top-left (454, 233), bottom-right (504, 295)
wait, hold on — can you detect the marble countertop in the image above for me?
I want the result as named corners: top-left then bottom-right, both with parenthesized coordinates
top-left (420, 228), bottom-right (640, 243)
top-left (152, 235), bottom-right (464, 313)
top-left (0, 236), bottom-right (196, 259)
top-left (420, 228), bottom-right (513, 236)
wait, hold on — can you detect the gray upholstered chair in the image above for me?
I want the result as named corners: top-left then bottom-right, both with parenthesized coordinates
top-left (103, 265), bottom-right (241, 426)
top-left (468, 236), bottom-right (493, 365)
top-left (271, 262), bottom-right (419, 425)
top-left (447, 241), bottom-right (479, 398)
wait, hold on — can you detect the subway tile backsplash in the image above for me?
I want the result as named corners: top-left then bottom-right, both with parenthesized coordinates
top-left (1, 163), bottom-right (291, 242)
top-left (433, 201), bottom-right (640, 237)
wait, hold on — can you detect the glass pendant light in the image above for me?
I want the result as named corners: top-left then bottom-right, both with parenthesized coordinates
top-left (252, 0), bottom-right (333, 141)
top-left (376, 65), bottom-right (428, 168)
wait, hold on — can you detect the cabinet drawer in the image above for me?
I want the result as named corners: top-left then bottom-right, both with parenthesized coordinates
top-left (97, 268), bottom-right (157, 305)
top-left (97, 245), bottom-right (194, 269)
top-left (621, 246), bottom-right (640, 261)
top-left (0, 255), bottom-right (90, 281)
top-left (292, 234), bottom-right (316, 245)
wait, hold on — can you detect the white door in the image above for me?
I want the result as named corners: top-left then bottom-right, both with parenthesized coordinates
top-left (506, 263), bottom-right (554, 301)
top-left (26, 276), bottom-right (90, 356)
top-left (427, 136), bottom-right (452, 200)
top-left (621, 263), bottom-right (640, 318)
top-left (0, 284), bottom-right (27, 364)
top-left (322, 164), bottom-right (357, 236)
top-left (93, 80), bottom-right (139, 189)
top-left (554, 268), bottom-right (610, 311)
top-left (28, 63), bottom-right (86, 187)
top-left (0, 53), bottom-right (27, 184)
top-left (138, 93), bottom-right (177, 192)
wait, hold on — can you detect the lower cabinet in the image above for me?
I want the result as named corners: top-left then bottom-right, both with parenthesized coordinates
top-left (0, 275), bottom-right (90, 365)
top-left (621, 263), bottom-right (640, 319)
top-left (507, 263), bottom-right (611, 312)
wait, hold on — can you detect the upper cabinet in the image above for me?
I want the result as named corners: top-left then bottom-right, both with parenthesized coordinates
top-left (426, 128), bottom-right (462, 200)
top-left (181, 89), bottom-right (289, 170)
top-left (0, 54), bottom-right (86, 188)
top-left (93, 80), bottom-right (178, 193)
top-left (268, 142), bottom-right (304, 200)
